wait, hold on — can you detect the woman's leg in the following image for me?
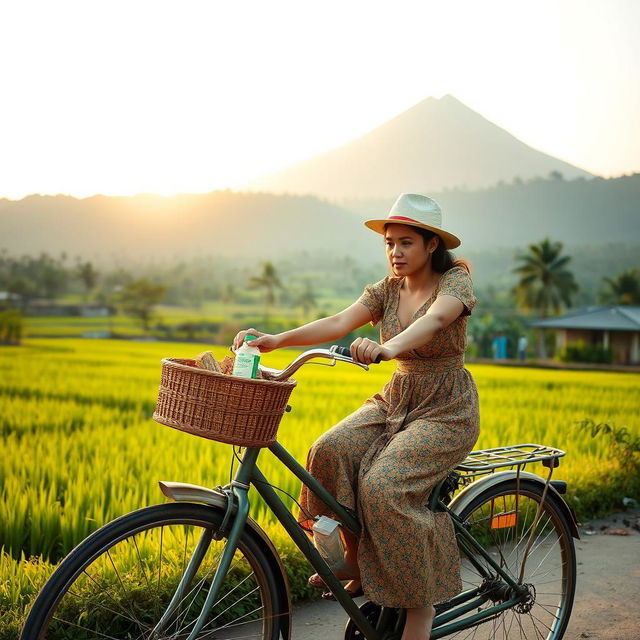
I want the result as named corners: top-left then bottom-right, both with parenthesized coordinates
top-left (403, 606), bottom-right (436, 640)
top-left (298, 400), bottom-right (387, 527)
top-left (357, 418), bottom-right (478, 609)
top-left (299, 400), bottom-right (387, 591)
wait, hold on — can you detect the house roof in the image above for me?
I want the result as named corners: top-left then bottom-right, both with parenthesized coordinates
top-left (529, 306), bottom-right (640, 331)
top-left (0, 291), bottom-right (21, 300)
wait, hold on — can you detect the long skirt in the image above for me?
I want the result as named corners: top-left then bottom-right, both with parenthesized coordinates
top-left (298, 364), bottom-right (480, 608)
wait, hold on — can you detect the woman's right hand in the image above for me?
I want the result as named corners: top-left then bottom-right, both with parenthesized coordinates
top-left (232, 328), bottom-right (282, 353)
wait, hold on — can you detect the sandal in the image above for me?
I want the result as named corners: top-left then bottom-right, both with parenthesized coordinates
top-left (307, 573), bottom-right (326, 589)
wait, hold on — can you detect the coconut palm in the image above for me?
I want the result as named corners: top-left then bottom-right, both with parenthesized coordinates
top-left (512, 237), bottom-right (578, 358)
top-left (601, 269), bottom-right (640, 305)
top-left (249, 262), bottom-right (284, 321)
top-left (76, 260), bottom-right (99, 303)
top-left (296, 279), bottom-right (317, 320)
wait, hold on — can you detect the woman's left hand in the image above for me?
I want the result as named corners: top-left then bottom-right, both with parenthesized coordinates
top-left (349, 337), bottom-right (395, 364)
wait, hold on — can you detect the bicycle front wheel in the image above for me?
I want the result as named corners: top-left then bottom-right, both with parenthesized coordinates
top-left (22, 502), bottom-right (282, 640)
top-left (447, 479), bottom-right (577, 640)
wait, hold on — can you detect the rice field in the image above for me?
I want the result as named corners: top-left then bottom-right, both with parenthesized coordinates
top-left (1, 338), bottom-right (638, 636)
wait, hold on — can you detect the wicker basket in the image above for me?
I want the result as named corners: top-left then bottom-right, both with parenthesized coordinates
top-left (153, 358), bottom-right (297, 447)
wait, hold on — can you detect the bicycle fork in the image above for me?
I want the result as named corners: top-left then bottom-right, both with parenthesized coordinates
top-left (150, 450), bottom-right (257, 640)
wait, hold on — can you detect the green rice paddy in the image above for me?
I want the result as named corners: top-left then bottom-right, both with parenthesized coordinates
top-left (1, 338), bottom-right (638, 636)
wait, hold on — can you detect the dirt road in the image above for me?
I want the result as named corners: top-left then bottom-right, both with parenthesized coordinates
top-left (292, 509), bottom-right (640, 640)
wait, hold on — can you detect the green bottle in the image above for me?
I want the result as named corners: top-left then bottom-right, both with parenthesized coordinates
top-left (232, 335), bottom-right (261, 379)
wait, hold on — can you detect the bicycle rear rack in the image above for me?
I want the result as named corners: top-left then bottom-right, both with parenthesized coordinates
top-left (451, 443), bottom-right (572, 585)
top-left (456, 443), bottom-right (566, 476)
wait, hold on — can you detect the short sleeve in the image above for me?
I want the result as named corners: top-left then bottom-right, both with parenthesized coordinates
top-left (437, 266), bottom-right (476, 316)
top-left (356, 278), bottom-right (386, 326)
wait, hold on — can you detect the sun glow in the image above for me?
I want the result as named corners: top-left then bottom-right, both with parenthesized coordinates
top-left (1, 0), bottom-right (638, 200)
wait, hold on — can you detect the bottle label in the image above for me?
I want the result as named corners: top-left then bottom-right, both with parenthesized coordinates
top-left (233, 353), bottom-right (260, 378)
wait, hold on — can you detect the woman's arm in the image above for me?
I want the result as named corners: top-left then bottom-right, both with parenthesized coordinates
top-left (232, 301), bottom-right (373, 351)
top-left (350, 295), bottom-right (464, 364)
top-left (384, 295), bottom-right (464, 357)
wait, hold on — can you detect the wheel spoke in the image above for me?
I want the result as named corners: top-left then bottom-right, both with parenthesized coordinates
top-left (211, 605), bottom-right (266, 631)
top-left (505, 609), bottom-right (517, 639)
top-left (534, 600), bottom-right (561, 619)
top-left (527, 536), bottom-right (562, 580)
top-left (80, 568), bottom-right (146, 628)
top-left (25, 505), bottom-right (279, 640)
top-left (171, 552), bottom-right (246, 632)
top-left (131, 534), bottom-right (151, 589)
top-left (448, 484), bottom-right (575, 640)
top-left (51, 616), bottom-right (124, 639)
top-left (157, 524), bottom-right (164, 590)
top-left (204, 585), bottom-right (261, 628)
top-left (66, 588), bottom-right (141, 626)
top-left (527, 609), bottom-right (553, 638)
top-left (105, 548), bottom-right (147, 631)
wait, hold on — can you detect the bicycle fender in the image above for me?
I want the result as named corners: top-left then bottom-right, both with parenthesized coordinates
top-left (159, 481), bottom-right (292, 640)
top-left (447, 471), bottom-right (580, 539)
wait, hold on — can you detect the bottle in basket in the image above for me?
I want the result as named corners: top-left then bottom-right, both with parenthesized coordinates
top-left (232, 335), bottom-right (261, 379)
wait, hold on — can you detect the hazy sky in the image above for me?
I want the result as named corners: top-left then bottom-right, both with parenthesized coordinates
top-left (1, 0), bottom-right (638, 200)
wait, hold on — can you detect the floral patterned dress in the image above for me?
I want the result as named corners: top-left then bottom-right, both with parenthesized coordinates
top-left (298, 265), bottom-right (480, 608)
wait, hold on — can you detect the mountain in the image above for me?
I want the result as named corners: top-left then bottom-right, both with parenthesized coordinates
top-left (248, 95), bottom-right (593, 199)
top-left (1, 174), bottom-right (637, 264)
top-left (0, 191), bottom-right (379, 263)
top-left (342, 173), bottom-right (640, 251)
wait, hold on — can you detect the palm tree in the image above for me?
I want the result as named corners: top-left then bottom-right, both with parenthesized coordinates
top-left (512, 237), bottom-right (578, 359)
top-left (249, 262), bottom-right (284, 321)
top-left (296, 279), bottom-right (317, 320)
top-left (601, 269), bottom-right (640, 305)
top-left (76, 260), bottom-right (98, 303)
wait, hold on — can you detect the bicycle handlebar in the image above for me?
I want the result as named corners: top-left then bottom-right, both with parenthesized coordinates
top-left (331, 346), bottom-right (352, 358)
top-left (332, 345), bottom-right (383, 364)
top-left (257, 345), bottom-right (382, 382)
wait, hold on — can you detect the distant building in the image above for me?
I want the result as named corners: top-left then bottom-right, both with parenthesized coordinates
top-left (0, 291), bottom-right (21, 306)
top-left (26, 300), bottom-right (115, 317)
top-left (530, 306), bottom-right (640, 365)
top-left (79, 304), bottom-right (113, 318)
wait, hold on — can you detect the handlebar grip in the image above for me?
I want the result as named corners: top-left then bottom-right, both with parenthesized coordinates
top-left (333, 345), bottom-right (382, 364)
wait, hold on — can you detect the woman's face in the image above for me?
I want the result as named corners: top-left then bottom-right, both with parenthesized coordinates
top-left (384, 224), bottom-right (439, 276)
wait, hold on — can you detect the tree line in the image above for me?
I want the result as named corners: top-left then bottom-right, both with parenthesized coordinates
top-left (1, 243), bottom-right (638, 355)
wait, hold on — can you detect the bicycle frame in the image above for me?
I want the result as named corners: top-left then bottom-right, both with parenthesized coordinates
top-left (157, 441), bottom-right (536, 640)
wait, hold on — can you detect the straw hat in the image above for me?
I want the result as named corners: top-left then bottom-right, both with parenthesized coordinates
top-left (364, 193), bottom-right (461, 249)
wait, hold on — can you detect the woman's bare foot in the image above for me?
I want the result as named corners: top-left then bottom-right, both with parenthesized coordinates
top-left (308, 556), bottom-right (362, 597)
top-left (401, 604), bottom-right (436, 640)
top-left (343, 578), bottom-right (362, 594)
top-left (308, 562), bottom-right (361, 593)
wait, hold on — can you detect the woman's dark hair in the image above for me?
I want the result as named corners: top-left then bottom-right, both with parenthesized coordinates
top-left (384, 223), bottom-right (471, 274)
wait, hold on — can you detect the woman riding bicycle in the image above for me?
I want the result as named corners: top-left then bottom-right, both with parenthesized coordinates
top-left (233, 193), bottom-right (480, 640)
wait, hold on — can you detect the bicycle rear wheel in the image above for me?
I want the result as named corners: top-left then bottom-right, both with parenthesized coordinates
top-left (21, 502), bottom-right (283, 640)
top-left (444, 479), bottom-right (576, 640)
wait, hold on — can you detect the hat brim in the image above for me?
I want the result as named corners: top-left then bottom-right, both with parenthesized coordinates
top-left (364, 219), bottom-right (461, 250)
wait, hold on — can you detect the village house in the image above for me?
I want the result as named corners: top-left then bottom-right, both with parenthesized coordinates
top-left (530, 306), bottom-right (640, 365)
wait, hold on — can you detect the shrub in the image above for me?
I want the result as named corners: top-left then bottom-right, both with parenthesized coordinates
top-left (570, 418), bottom-right (640, 518)
top-left (557, 340), bottom-right (613, 364)
top-left (0, 309), bottom-right (23, 345)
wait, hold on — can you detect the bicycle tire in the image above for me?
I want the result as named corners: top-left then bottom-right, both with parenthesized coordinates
top-left (21, 502), bottom-right (284, 640)
top-left (444, 478), bottom-right (577, 640)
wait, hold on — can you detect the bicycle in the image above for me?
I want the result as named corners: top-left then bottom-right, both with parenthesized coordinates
top-left (21, 346), bottom-right (579, 640)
